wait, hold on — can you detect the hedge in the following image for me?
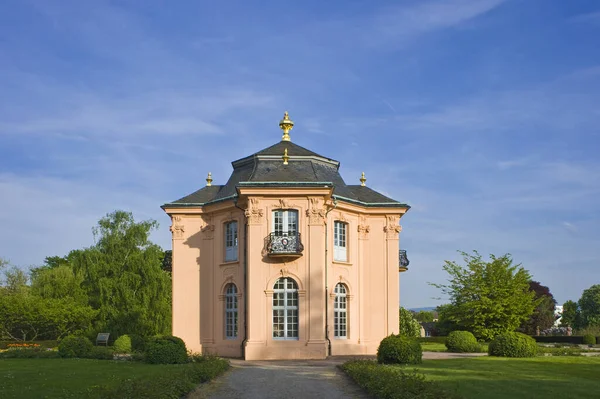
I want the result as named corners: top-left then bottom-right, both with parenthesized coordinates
top-left (533, 336), bottom-right (584, 344)
top-left (91, 356), bottom-right (230, 399)
top-left (341, 360), bottom-right (459, 399)
top-left (0, 340), bottom-right (58, 349)
top-left (416, 337), bottom-right (447, 344)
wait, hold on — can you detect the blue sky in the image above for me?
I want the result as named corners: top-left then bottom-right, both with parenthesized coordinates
top-left (1, 0), bottom-right (599, 308)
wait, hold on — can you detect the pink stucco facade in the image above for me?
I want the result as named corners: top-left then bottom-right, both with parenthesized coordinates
top-left (162, 114), bottom-right (409, 360)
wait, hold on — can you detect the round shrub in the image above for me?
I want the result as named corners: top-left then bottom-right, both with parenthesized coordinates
top-left (113, 335), bottom-right (132, 354)
top-left (445, 331), bottom-right (479, 353)
top-left (377, 334), bottom-right (422, 365)
top-left (583, 334), bottom-right (596, 345)
top-left (58, 336), bottom-right (93, 358)
top-left (130, 334), bottom-right (147, 352)
top-left (145, 335), bottom-right (188, 364)
top-left (488, 332), bottom-right (538, 358)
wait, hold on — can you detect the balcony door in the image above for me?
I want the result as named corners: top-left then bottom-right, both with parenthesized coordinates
top-left (272, 209), bottom-right (298, 237)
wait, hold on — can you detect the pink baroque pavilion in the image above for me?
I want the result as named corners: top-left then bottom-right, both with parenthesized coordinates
top-left (161, 112), bottom-right (410, 360)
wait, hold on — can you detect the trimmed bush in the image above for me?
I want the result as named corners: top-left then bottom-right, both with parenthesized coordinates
top-left (489, 332), bottom-right (538, 358)
top-left (130, 334), bottom-right (147, 352)
top-left (145, 335), bottom-right (188, 364)
top-left (445, 331), bottom-right (480, 353)
top-left (113, 335), bottom-right (132, 354)
top-left (377, 334), bottom-right (422, 365)
top-left (58, 336), bottom-right (93, 358)
top-left (583, 334), bottom-right (596, 345)
top-left (87, 346), bottom-right (114, 360)
top-left (341, 360), bottom-right (459, 399)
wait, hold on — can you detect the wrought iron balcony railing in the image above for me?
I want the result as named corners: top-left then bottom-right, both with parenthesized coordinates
top-left (399, 249), bottom-right (410, 269)
top-left (266, 232), bottom-right (304, 257)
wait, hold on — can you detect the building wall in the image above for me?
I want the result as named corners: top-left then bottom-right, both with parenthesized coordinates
top-left (167, 193), bottom-right (404, 360)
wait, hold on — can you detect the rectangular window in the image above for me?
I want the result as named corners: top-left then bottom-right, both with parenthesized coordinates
top-left (225, 221), bottom-right (238, 262)
top-left (334, 221), bottom-right (347, 262)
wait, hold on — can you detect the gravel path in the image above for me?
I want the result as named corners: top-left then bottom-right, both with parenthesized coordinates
top-left (187, 352), bottom-right (486, 399)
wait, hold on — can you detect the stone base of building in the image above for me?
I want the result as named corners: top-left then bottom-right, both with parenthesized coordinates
top-left (243, 340), bottom-right (328, 360)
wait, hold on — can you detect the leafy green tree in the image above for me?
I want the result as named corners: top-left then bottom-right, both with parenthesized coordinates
top-left (399, 307), bottom-right (421, 337)
top-left (431, 251), bottom-right (538, 340)
top-left (161, 250), bottom-right (172, 274)
top-left (0, 293), bottom-right (95, 340)
top-left (434, 304), bottom-right (459, 336)
top-left (519, 281), bottom-right (557, 335)
top-left (414, 310), bottom-right (435, 323)
top-left (578, 285), bottom-right (600, 328)
top-left (70, 210), bottom-right (172, 337)
top-left (560, 300), bottom-right (579, 328)
top-left (31, 265), bottom-right (88, 304)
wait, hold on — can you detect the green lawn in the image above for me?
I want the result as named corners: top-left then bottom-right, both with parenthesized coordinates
top-left (0, 358), bottom-right (206, 399)
top-left (412, 356), bottom-right (600, 399)
top-left (421, 342), bottom-right (448, 352)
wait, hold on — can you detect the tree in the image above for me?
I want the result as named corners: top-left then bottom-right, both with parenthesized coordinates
top-left (70, 210), bottom-right (172, 337)
top-left (560, 300), bottom-right (579, 328)
top-left (399, 307), bottom-right (421, 337)
top-left (519, 281), bottom-right (557, 335)
top-left (414, 310), bottom-right (435, 323)
top-left (434, 304), bottom-right (459, 336)
top-left (161, 250), bottom-right (172, 274)
top-left (578, 285), bottom-right (600, 328)
top-left (431, 251), bottom-right (538, 340)
top-left (30, 265), bottom-right (88, 304)
top-left (0, 293), bottom-right (95, 340)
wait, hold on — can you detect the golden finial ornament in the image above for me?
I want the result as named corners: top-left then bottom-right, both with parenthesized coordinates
top-left (279, 111), bottom-right (294, 141)
top-left (360, 172), bottom-right (366, 186)
top-left (282, 148), bottom-right (289, 165)
top-left (206, 172), bottom-right (213, 186)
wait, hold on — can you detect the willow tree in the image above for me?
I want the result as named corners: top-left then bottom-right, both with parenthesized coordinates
top-left (71, 210), bottom-right (171, 337)
top-left (432, 251), bottom-right (538, 340)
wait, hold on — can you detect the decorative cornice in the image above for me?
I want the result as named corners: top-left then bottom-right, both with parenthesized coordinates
top-left (384, 215), bottom-right (402, 239)
top-left (306, 197), bottom-right (326, 225)
top-left (245, 197), bottom-right (264, 225)
top-left (170, 215), bottom-right (185, 240)
top-left (201, 215), bottom-right (215, 239)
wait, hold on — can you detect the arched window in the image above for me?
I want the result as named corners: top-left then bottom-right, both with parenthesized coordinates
top-left (224, 283), bottom-right (238, 339)
top-left (334, 283), bottom-right (348, 339)
top-left (272, 277), bottom-right (298, 340)
top-left (334, 221), bottom-right (348, 262)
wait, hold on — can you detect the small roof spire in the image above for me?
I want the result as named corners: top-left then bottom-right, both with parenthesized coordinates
top-left (282, 148), bottom-right (289, 165)
top-left (360, 172), bottom-right (366, 186)
top-left (279, 111), bottom-right (294, 141)
top-left (206, 172), bottom-right (213, 186)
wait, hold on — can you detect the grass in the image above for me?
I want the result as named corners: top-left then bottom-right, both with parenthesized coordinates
top-left (413, 356), bottom-right (600, 399)
top-left (420, 341), bottom-right (488, 353)
top-left (0, 358), bottom-right (228, 399)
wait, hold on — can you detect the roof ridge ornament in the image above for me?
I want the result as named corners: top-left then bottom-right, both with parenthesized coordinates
top-left (279, 111), bottom-right (294, 142)
top-left (360, 172), bottom-right (366, 186)
top-left (206, 172), bottom-right (213, 186)
top-left (282, 148), bottom-right (289, 165)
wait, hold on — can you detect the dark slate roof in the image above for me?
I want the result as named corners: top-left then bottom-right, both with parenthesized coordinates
top-left (163, 140), bottom-right (409, 209)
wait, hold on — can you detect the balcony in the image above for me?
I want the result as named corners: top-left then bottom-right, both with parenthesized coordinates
top-left (266, 232), bottom-right (304, 257)
top-left (399, 249), bottom-right (410, 271)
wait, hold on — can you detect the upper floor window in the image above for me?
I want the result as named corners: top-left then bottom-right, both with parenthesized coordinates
top-left (225, 221), bottom-right (238, 262)
top-left (334, 221), bottom-right (347, 262)
top-left (272, 209), bottom-right (298, 236)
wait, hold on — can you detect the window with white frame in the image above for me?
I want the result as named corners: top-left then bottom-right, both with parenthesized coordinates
top-left (333, 221), bottom-right (348, 261)
top-left (334, 283), bottom-right (348, 339)
top-left (272, 277), bottom-right (299, 340)
top-left (224, 283), bottom-right (238, 339)
top-left (225, 221), bottom-right (238, 262)
top-left (272, 209), bottom-right (298, 236)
